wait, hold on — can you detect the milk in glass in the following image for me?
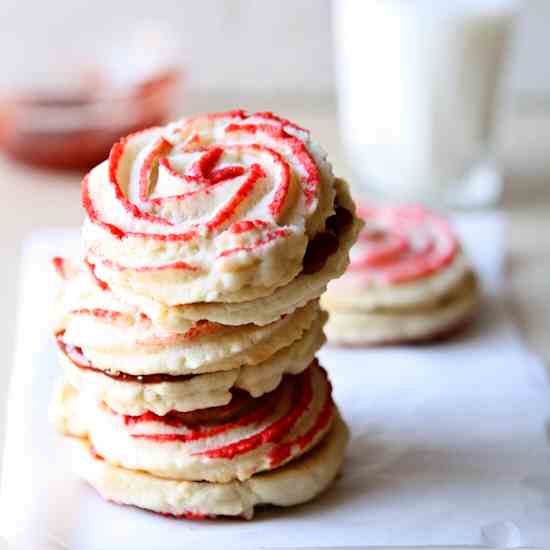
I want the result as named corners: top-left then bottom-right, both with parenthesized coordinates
top-left (333, 0), bottom-right (518, 207)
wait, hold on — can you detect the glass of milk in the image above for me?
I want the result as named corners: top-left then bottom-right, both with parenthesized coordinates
top-left (333, 0), bottom-right (519, 208)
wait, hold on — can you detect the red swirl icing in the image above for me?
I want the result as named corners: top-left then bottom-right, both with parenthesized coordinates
top-left (123, 389), bottom-right (262, 427)
top-left (84, 258), bottom-right (110, 290)
top-left (52, 256), bottom-right (68, 279)
top-left (82, 111), bottom-right (321, 270)
top-left (117, 362), bottom-right (333, 465)
top-left (349, 205), bottom-right (459, 284)
top-left (53, 256), bottom-right (110, 292)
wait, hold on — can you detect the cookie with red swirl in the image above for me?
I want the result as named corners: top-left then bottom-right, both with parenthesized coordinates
top-left (52, 362), bottom-right (336, 484)
top-left (82, 111), bottom-right (359, 307)
top-left (58, 410), bottom-right (349, 520)
top-left (321, 205), bottom-right (480, 345)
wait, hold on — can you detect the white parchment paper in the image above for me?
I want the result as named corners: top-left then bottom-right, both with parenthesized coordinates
top-left (1, 213), bottom-right (549, 549)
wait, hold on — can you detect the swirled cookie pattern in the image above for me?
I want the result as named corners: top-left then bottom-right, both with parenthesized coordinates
top-left (54, 362), bottom-right (334, 483)
top-left (82, 111), bottom-right (336, 304)
top-left (349, 205), bottom-right (458, 285)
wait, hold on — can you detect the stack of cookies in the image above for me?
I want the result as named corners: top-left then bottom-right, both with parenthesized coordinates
top-left (322, 204), bottom-right (479, 346)
top-left (50, 111), bottom-right (362, 519)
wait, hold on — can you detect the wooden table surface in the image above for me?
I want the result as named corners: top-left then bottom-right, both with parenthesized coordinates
top-left (0, 103), bottom-right (548, 521)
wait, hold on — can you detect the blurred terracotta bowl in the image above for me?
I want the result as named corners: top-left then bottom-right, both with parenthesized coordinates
top-left (0, 70), bottom-right (181, 172)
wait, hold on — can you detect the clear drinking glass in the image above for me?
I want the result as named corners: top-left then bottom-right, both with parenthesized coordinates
top-left (333, 0), bottom-right (520, 208)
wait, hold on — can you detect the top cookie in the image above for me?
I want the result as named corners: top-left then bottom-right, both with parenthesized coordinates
top-left (82, 110), bottom-right (337, 305)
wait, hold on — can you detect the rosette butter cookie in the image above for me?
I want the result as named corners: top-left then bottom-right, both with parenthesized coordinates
top-left (61, 411), bottom-right (349, 520)
top-left (51, 363), bottom-right (350, 519)
top-left (322, 205), bottom-right (479, 345)
top-left (51, 110), bottom-right (361, 520)
top-left (52, 362), bottom-right (335, 483)
top-left (82, 110), bottom-right (358, 307)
